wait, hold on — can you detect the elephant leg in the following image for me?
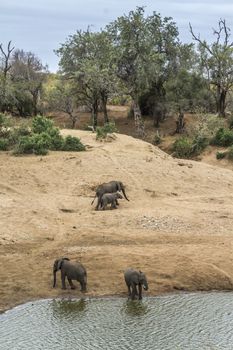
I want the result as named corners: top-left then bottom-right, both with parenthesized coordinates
top-left (127, 285), bottom-right (131, 297)
top-left (115, 199), bottom-right (119, 206)
top-left (80, 281), bottom-right (87, 292)
top-left (68, 278), bottom-right (76, 289)
top-left (61, 272), bottom-right (67, 289)
top-left (131, 284), bottom-right (137, 300)
top-left (138, 284), bottom-right (142, 300)
top-left (95, 197), bottom-right (101, 210)
top-left (111, 201), bottom-right (117, 209)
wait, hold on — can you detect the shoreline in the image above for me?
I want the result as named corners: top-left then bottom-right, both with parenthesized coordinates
top-left (2, 288), bottom-right (233, 315)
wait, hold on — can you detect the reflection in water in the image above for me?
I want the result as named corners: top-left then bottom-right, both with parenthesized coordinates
top-left (1, 294), bottom-right (233, 350)
top-left (122, 300), bottom-right (148, 316)
top-left (51, 298), bottom-right (87, 319)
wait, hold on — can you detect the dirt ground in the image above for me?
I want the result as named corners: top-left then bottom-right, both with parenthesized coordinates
top-left (1, 127), bottom-right (233, 313)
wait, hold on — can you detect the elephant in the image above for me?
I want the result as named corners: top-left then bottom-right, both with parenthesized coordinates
top-left (100, 192), bottom-right (123, 210)
top-left (53, 257), bottom-right (87, 292)
top-left (91, 180), bottom-right (129, 210)
top-left (124, 268), bottom-right (148, 300)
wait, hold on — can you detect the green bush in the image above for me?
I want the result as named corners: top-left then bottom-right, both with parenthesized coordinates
top-left (32, 115), bottom-right (54, 134)
top-left (216, 151), bottom-right (227, 159)
top-left (228, 146), bottom-right (233, 160)
top-left (62, 135), bottom-right (86, 151)
top-left (212, 128), bottom-right (233, 147)
top-left (47, 127), bottom-right (64, 150)
top-left (172, 137), bottom-right (193, 159)
top-left (0, 138), bottom-right (10, 151)
top-left (192, 135), bottom-right (209, 155)
top-left (153, 133), bottom-right (162, 145)
top-left (0, 115), bottom-right (85, 156)
top-left (13, 133), bottom-right (51, 155)
top-left (96, 122), bottom-right (118, 140)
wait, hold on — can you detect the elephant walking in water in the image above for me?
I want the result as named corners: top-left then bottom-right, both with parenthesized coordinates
top-left (124, 268), bottom-right (148, 300)
top-left (53, 257), bottom-right (87, 292)
top-left (91, 180), bottom-right (129, 210)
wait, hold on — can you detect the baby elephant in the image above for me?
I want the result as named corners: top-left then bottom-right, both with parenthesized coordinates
top-left (53, 257), bottom-right (87, 292)
top-left (124, 268), bottom-right (148, 300)
top-left (100, 192), bottom-right (123, 210)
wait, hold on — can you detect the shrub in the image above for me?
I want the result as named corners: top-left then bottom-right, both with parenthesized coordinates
top-left (0, 138), bottom-right (10, 151)
top-left (228, 146), bottom-right (233, 160)
top-left (62, 135), bottom-right (86, 151)
top-left (216, 151), bottom-right (227, 159)
top-left (172, 137), bottom-right (193, 159)
top-left (212, 128), bottom-right (233, 147)
top-left (192, 135), bottom-right (209, 155)
top-left (47, 127), bottom-right (64, 150)
top-left (96, 122), bottom-right (118, 140)
top-left (153, 133), bottom-right (162, 145)
top-left (13, 133), bottom-right (51, 155)
top-left (32, 115), bottom-right (54, 134)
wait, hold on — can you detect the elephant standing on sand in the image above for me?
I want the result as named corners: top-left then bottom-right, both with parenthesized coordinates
top-left (53, 257), bottom-right (87, 292)
top-left (100, 192), bottom-right (123, 210)
top-left (91, 180), bottom-right (129, 210)
top-left (124, 268), bottom-right (148, 300)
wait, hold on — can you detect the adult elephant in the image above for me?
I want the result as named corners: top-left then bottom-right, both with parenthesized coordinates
top-left (91, 180), bottom-right (129, 210)
top-left (53, 257), bottom-right (87, 292)
top-left (124, 268), bottom-right (148, 300)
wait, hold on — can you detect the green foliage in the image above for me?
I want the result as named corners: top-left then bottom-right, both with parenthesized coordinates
top-left (228, 146), bottom-right (233, 160)
top-left (62, 135), bottom-right (86, 151)
top-left (153, 133), bottom-right (162, 145)
top-left (191, 135), bottom-right (209, 154)
top-left (216, 151), bottom-right (227, 159)
top-left (211, 128), bottom-right (233, 147)
top-left (172, 137), bottom-right (193, 159)
top-left (0, 138), bottom-right (10, 150)
top-left (96, 122), bottom-right (118, 140)
top-left (47, 127), bottom-right (64, 150)
top-left (0, 114), bottom-right (85, 155)
top-left (13, 133), bottom-right (51, 155)
top-left (32, 115), bottom-right (54, 134)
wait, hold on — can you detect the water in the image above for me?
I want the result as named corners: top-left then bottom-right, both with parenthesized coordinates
top-left (1, 293), bottom-right (233, 350)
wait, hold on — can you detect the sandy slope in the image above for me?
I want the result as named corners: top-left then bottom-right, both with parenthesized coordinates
top-left (1, 130), bottom-right (233, 312)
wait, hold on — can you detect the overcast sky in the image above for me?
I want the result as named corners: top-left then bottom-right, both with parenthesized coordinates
top-left (1, 0), bottom-right (233, 72)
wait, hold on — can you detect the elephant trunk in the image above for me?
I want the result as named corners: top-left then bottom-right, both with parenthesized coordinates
top-left (122, 188), bottom-right (129, 201)
top-left (91, 194), bottom-right (97, 205)
top-left (53, 270), bottom-right (57, 288)
top-left (143, 281), bottom-right (148, 291)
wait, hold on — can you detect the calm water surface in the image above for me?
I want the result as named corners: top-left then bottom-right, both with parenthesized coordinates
top-left (1, 293), bottom-right (233, 350)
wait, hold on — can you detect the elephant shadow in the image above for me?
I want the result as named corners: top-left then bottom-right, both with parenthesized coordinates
top-left (122, 300), bottom-right (149, 317)
top-left (51, 298), bottom-right (87, 319)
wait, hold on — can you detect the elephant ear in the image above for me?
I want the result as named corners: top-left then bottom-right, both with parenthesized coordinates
top-left (57, 257), bottom-right (69, 270)
top-left (116, 181), bottom-right (122, 191)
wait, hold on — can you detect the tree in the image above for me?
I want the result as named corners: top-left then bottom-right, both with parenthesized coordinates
top-left (10, 49), bottom-right (48, 115)
top-left (56, 29), bottom-right (117, 129)
top-left (45, 75), bottom-right (79, 128)
top-left (0, 41), bottom-right (15, 112)
top-left (190, 19), bottom-right (233, 117)
top-left (108, 7), bottom-right (181, 135)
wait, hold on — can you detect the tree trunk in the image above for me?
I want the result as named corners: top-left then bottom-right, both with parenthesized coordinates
top-left (101, 94), bottom-right (109, 123)
top-left (132, 100), bottom-right (145, 138)
top-left (216, 86), bottom-right (226, 117)
top-left (69, 113), bottom-right (77, 129)
top-left (91, 99), bottom-right (98, 130)
top-left (175, 109), bottom-right (186, 133)
top-left (32, 92), bottom-right (38, 116)
top-left (218, 89), bottom-right (226, 117)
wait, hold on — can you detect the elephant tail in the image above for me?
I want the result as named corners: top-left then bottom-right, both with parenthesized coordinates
top-left (91, 194), bottom-right (97, 205)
